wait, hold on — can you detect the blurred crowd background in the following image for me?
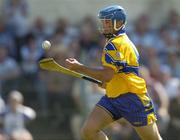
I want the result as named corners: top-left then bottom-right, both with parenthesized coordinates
top-left (0, 0), bottom-right (179, 140)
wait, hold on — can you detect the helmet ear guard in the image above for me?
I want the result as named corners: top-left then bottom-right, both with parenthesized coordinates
top-left (113, 19), bottom-right (125, 31)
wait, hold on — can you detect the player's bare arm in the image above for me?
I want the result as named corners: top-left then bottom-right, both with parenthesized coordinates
top-left (65, 58), bottom-right (114, 82)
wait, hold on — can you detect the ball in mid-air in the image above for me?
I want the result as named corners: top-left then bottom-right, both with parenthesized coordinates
top-left (42, 40), bottom-right (51, 50)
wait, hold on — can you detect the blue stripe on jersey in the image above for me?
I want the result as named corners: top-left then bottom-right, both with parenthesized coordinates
top-left (114, 61), bottom-right (127, 67)
top-left (105, 53), bottom-right (127, 67)
top-left (105, 42), bottom-right (117, 51)
top-left (119, 66), bottom-right (139, 76)
top-left (105, 53), bottom-right (114, 64)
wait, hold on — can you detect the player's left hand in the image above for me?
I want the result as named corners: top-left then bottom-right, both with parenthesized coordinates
top-left (65, 58), bottom-right (83, 71)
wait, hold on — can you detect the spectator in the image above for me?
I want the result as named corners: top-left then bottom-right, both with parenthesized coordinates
top-left (0, 90), bottom-right (36, 139)
top-left (173, 40), bottom-right (180, 77)
top-left (167, 86), bottom-right (180, 139)
top-left (129, 14), bottom-right (157, 66)
top-left (2, 0), bottom-right (29, 37)
top-left (148, 58), bottom-right (162, 81)
top-left (160, 65), bottom-right (180, 100)
top-left (20, 33), bottom-right (42, 75)
top-left (31, 17), bottom-right (51, 53)
top-left (0, 45), bottom-right (21, 95)
top-left (79, 16), bottom-right (100, 52)
top-left (50, 18), bottom-right (74, 48)
top-left (2, 0), bottom-right (30, 61)
top-left (0, 19), bottom-right (16, 58)
top-left (130, 14), bottom-right (155, 48)
top-left (165, 10), bottom-right (179, 44)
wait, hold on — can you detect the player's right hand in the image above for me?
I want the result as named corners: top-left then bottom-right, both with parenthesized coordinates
top-left (65, 58), bottom-right (83, 71)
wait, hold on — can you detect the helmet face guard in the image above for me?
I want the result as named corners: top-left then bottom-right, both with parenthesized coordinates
top-left (98, 18), bottom-right (114, 35)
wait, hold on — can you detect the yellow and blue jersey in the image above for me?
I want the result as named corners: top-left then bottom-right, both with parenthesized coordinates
top-left (101, 33), bottom-right (147, 98)
top-left (98, 33), bottom-right (157, 126)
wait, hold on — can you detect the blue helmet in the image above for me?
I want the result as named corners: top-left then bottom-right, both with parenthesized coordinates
top-left (98, 5), bottom-right (126, 24)
top-left (98, 5), bottom-right (127, 38)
